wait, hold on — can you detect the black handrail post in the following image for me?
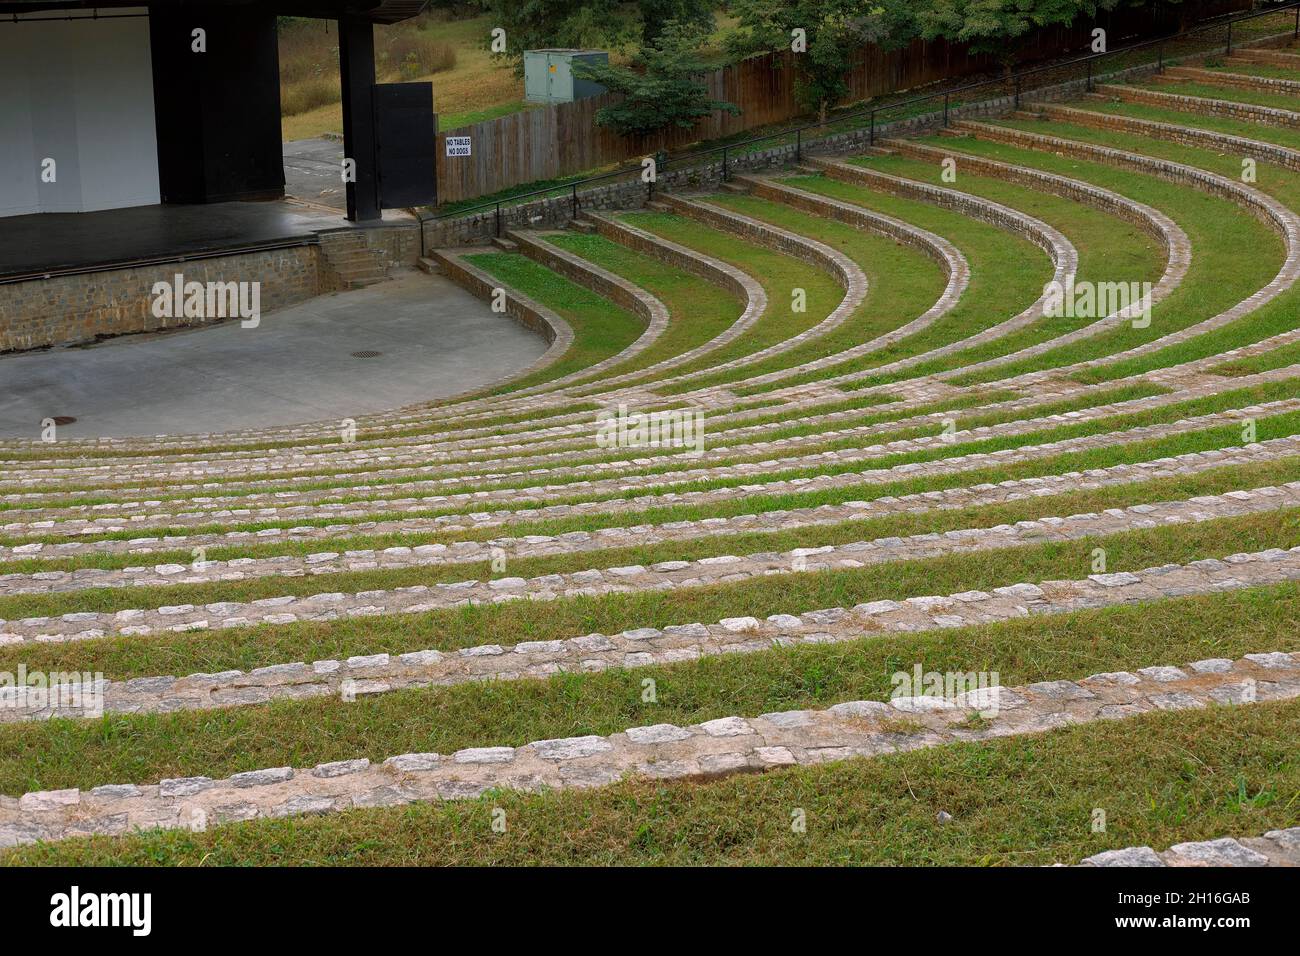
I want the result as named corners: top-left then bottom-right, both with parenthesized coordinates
top-left (571, 184), bottom-right (578, 220)
top-left (796, 128), bottom-right (802, 163)
top-left (943, 92), bottom-right (950, 127)
top-left (494, 203), bottom-right (501, 239)
top-left (1014, 76), bottom-right (1021, 110)
top-left (869, 109), bottom-right (875, 146)
top-left (722, 146), bottom-right (729, 183)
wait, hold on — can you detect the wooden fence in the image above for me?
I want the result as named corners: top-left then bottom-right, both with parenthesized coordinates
top-left (433, 0), bottom-right (1253, 205)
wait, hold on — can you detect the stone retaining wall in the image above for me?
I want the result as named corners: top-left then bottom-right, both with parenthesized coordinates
top-left (0, 223), bottom-right (422, 354)
top-left (0, 245), bottom-right (322, 353)
top-left (424, 248), bottom-right (572, 385)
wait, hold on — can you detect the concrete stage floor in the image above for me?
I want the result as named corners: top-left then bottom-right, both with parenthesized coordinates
top-left (0, 140), bottom-right (414, 279)
top-left (0, 272), bottom-right (549, 439)
top-left (0, 200), bottom-right (357, 280)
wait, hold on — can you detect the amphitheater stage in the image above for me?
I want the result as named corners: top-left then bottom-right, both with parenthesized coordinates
top-left (0, 200), bottom-right (356, 283)
top-left (0, 272), bottom-right (550, 439)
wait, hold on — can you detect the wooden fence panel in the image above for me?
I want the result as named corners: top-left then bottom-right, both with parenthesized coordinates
top-left (433, 0), bottom-right (1253, 205)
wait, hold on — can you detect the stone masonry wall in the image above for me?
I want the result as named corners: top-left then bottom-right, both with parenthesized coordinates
top-left (1036, 102), bottom-right (1300, 172)
top-left (0, 246), bottom-right (323, 353)
top-left (1094, 82), bottom-right (1300, 128)
top-left (0, 223), bottom-right (420, 354)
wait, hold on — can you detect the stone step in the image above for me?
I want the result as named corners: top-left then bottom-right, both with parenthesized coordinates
top-left (6, 650), bottom-right (1295, 848)
top-left (334, 260), bottom-right (386, 275)
top-left (719, 181), bottom-right (750, 194)
top-left (1229, 48), bottom-right (1300, 67)
top-left (416, 257), bottom-right (442, 275)
top-left (1080, 828), bottom-right (1300, 868)
top-left (490, 236), bottom-right (519, 252)
top-left (334, 255), bottom-right (385, 267)
top-left (644, 200), bottom-right (672, 213)
top-left (10, 484), bottom-right (1300, 642)
top-left (567, 219), bottom-right (598, 234)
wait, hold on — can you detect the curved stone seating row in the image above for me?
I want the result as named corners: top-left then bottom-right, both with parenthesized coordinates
top-left (3, 648), bottom-right (1295, 848)
top-left (2, 468), bottom-right (1298, 604)
top-left (5, 547), bottom-right (1298, 724)
top-left (10, 375), bottom-right (1300, 532)
top-left (1094, 82), bottom-right (1300, 129)
top-left (8, 430), bottom-right (1298, 566)
top-left (7, 391), bottom-right (1298, 548)
top-left (1079, 829), bottom-right (1300, 867)
top-left (1033, 100), bottom-right (1300, 172)
top-left (951, 119), bottom-right (1300, 384)
top-left (1162, 64), bottom-right (1300, 94)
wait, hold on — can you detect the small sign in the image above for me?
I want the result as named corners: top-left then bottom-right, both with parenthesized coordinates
top-left (445, 136), bottom-right (472, 158)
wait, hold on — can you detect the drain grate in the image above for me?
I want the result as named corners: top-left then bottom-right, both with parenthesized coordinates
top-left (351, 350), bottom-right (383, 359)
top-left (51, 416), bottom-right (77, 426)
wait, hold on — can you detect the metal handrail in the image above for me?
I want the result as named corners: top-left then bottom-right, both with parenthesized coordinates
top-left (434, 0), bottom-right (1300, 230)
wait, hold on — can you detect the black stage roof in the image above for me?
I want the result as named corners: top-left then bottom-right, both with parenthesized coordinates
top-left (0, 1), bottom-right (429, 25)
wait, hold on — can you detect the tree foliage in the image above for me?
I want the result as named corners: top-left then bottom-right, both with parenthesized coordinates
top-left (481, 0), bottom-right (723, 67)
top-left (480, 0), bottom-right (637, 69)
top-left (913, 1), bottom-right (1126, 69)
top-left (727, 0), bottom-right (1186, 114)
top-left (575, 21), bottom-right (741, 137)
top-left (638, 0), bottom-right (718, 44)
top-left (726, 0), bottom-right (883, 121)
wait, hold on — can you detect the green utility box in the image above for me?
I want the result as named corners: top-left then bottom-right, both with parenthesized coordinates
top-left (523, 49), bottom-right (608, 104)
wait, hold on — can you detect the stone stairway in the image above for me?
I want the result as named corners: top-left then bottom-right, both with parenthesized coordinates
top-left (318, 231), bottom-right (391, 290)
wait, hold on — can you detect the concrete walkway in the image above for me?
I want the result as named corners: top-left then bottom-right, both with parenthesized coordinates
top-left (283, 137), bottom-right (348, 211)
top-left (0, 272), bottom-right (549, 439)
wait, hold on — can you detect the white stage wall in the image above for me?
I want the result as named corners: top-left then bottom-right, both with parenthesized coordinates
top-left (0, 9), bottom-right (160, 217)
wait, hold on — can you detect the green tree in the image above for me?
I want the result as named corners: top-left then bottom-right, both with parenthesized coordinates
top-left (576, 21), bottom-right (740, 137)
top-left (481, 0), bottom-right (636, 69)
top-left (726, 0), bottom-right (889, 123)
top-left (638, 0), bottom-right (718, 44)
top-left (913, 1), bottom-right (1128, 77)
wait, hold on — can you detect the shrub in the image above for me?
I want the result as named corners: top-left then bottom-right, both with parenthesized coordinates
top-left (381, 33), bottom-right (458, 78)
top-left (578, 21), bottom-right (739, 137)
top-left (281, 76), bottom-right (340, 116)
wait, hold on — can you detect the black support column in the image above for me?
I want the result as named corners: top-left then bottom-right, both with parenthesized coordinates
top-left (339, 15), bottom-right (380, 222)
